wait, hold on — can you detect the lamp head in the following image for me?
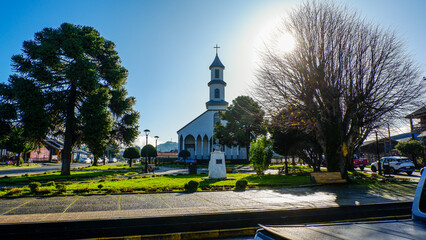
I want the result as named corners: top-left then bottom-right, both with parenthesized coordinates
top-left (144, 129), bottom-right (150, 136)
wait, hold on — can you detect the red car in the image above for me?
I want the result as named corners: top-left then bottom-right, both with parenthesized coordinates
top-left (353, 156), bottom-right (368, 171)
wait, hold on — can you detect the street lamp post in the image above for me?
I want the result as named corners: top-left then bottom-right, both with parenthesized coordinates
top-left (154, 136), bottom-right (159, 166)
top-left (144, 129), bottom-right (150, 173)
top-left (154, 136), bottom-right (159, 149)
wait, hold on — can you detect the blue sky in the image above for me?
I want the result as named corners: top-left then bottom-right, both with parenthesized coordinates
top-left (0, 0), bottom-right (425, 146)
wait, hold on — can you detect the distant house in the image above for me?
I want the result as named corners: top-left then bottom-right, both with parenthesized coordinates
top-left (406, 106), bottom-right (426, 143)
top-left (406, 106), bottom-right (426, 157)
top-left (28, 139), bottom-right (90, 163)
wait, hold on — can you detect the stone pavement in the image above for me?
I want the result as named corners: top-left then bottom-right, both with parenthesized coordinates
top-left (0, 183), bottom-right (416, 225)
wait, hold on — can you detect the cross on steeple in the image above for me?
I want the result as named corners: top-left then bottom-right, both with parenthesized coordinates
top-left (214, 44), bottom-right (220, 54)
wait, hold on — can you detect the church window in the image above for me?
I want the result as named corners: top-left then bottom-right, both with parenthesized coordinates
top-left (215, 69), bottom-right (219, 78)
top-left (214, 89), bottom-right (220, 98)
top-left (214, 113), bottom-right (220, 124)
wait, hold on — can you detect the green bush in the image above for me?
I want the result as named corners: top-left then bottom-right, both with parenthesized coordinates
top-left (46, 181), bottom-right (56, 187)
top-left (73, 188), bottom-right (91, 194)
top-left (56, 184), bottom-right (67, 193)
top-left (98, 184), bottom-right (104, 190)
top-left (6, 188), bottom-right (23, 196)
top-left (38, 188), bottom-right (53, 195)
top-left (235, 179), bottom-right (248, 190)
top-left (106, 188), bottom-right (120, 194)
top-left (184, 180), bottom-right (199, 193)
top-left (29, 182), bottom-right (41, 193)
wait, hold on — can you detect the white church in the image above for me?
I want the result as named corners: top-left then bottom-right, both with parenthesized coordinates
top-left (177, 50), bottom-right (247, 161)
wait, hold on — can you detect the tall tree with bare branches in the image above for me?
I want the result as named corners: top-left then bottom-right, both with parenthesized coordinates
top-left (254, 1), bottom-right (423, 176)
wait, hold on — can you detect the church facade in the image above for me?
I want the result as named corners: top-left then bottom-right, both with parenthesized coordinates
top-left (177, 53), bottom-right (247, 161)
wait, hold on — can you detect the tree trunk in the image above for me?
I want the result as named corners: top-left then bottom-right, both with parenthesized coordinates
top-left (61, 84), bottom-right (77, 175)
top-left (92, 157), bottom-right (98, 166)
top-left (129, 158), bottom-right (133, 167)
top-left (284, 156), bottom-right (288, 175)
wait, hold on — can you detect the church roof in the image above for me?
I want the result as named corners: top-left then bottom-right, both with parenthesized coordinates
top-left (208, 80), bottom-right (227, 86)
top-left (209, 54), bottom-right (225, 70)
top-left (205, 100), bottom-right (228, 106)
top-left (177, 110), bottom-right (209, 133)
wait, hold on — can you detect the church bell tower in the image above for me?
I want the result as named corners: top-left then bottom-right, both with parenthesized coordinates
top-left (206, 45), bottom-right (228, 110)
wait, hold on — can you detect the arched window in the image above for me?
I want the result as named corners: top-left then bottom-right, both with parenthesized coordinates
top-left (215, 89), bottom-right (220, 98)
top-left (215, 69), bottom-right (219, 78)
top-left (214, 113), bottom-right (220, 124)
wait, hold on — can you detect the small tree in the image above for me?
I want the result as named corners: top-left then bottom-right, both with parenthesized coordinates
top-left (141, 144), bottom-right (157, 173)
top-left (395, 140), bottom-right (425, 166)
top-left (249, 136), bottom-right (273, 175)
top-left (178, 149), bottom-right (191, 164)
top-left (123, 147), bottom-right (140, 167)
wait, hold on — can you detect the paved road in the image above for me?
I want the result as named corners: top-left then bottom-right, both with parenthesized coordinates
top-left (0, 163), bottom-right (90, 177)
top-left (361, 166), bottom-right (421, 182)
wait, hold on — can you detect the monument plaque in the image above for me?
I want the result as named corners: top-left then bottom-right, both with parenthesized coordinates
top-left (208, 140), bottom-right (227, 179)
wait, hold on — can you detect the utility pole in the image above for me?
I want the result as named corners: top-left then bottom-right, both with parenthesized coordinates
top-left (376, 130), bottom-right (382, 175)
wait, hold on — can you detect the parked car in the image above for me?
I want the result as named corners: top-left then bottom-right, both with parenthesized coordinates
top-left (174, 158), bottom-right (196, 165)
top-left (370, 156), bottom-right (415, 175)
top-left (109, 158), bottom-right (117, 163)
top-left (79, 158), bottom-right (91, 164)
top-left (353, 156), bottom-right (368, 170)
top-left (253, 160), bottom-right (426, 240)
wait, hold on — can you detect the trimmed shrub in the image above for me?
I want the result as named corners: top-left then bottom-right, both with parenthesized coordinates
top-left (46, 181), bottom-right (56, 187)
top-left (235, 179), bottom-right (248, 191)
top-left (106, 188), bottom-right (120, 194)
top-left (56, 184), bottom-right (67, 193)
top-left (6, 188), bottom-right (23, 196)
top-left (98, 184), bottom-right (104, 190)
top-left (184, 180), bottom-right (199, 193)
top-left (73, 188), bottom-right (91, 194)
top-left (38, 188), bottom-right (53, 195)
top-left (29, 182), bottom-right (41, 193)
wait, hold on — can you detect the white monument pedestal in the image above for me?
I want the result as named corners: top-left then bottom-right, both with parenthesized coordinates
top-left (208, 151), bottom-right (227, 179)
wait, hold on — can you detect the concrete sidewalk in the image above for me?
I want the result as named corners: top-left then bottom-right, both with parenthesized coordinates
top-left (0, 183), bottom-right (416, 225)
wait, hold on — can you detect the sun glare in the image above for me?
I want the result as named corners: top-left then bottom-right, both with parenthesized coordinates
top-left (276, 32), bottom-right (296, 53)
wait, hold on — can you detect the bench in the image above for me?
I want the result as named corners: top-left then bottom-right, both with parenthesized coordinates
top-left (310, 172), bottom-right (347, 184)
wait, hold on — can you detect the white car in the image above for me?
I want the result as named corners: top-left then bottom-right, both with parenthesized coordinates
top-left (370, 156), bottom-right (415, 175)
top-left (79, 158), bottom-right (91, 164)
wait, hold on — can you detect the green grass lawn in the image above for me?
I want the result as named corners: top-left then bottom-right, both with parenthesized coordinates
top-left (0, 164), bottom-right (41, 169)
top-left (0, 171), bottom-right (311, 197)
top-left (0, 163), bottom-right (415, 198)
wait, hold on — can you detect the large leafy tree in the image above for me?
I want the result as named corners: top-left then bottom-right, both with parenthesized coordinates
top-left (214, 96), bottom-right (265, 158)
top-left (270, 109), bottom-right (323, 172)
top-left (395, 140), bottom-right (425, 165)
top-left (1, 127), bottom-right (37, 165)
top-left (0, 23), bottom-right (139, 175)
top-left (255, 1), bottom-right (423, 176)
